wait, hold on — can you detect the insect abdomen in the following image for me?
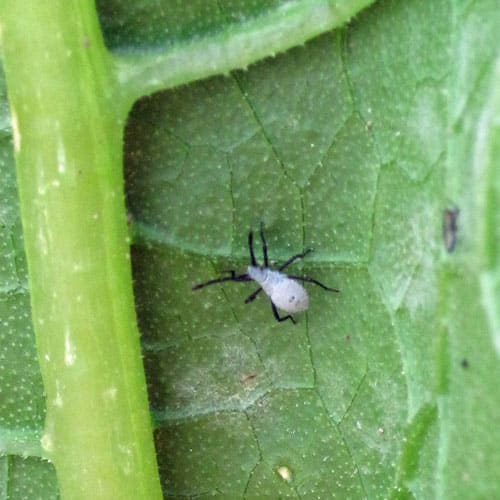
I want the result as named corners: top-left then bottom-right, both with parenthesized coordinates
top-left (270, 278), bottom-right (309, 313)
top-left (248, 267), bottom-right (309, 313)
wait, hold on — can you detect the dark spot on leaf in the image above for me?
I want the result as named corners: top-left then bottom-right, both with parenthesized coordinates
top-left (240, 373), bottom-right (257, 383)
top-left (443, 207), bottom-right (459, 252)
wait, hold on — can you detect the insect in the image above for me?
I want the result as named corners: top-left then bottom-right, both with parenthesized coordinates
top-left (192, 223), bottom-right (339, 323)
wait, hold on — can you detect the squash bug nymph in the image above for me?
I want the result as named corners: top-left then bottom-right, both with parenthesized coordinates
top-left (192, 223), bottom-right (339, 324)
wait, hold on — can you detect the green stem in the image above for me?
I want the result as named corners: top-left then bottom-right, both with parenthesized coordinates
top-left (1, 1), bottom-right (162, 498)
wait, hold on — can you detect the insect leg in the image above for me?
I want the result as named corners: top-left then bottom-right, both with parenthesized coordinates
top-left (271, 301), bottom-right (296, 324)
top-left (192, 273), bottom-right (250, 291)
top-left (218, 270), bottom-right (238, 279)
top-left (244, 287), bottom-right (262, 304)
top-left (259, 221), bottom-right (269, 267)
top-left (287, 275), bottom-right (339, 292)
top-left (278, 249), bottom-right (313, 271)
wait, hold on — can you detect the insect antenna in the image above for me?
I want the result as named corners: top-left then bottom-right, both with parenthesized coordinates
top-left (248, 230), bottom-right (257, 266)
top-left (259, 221), bottom-right (269, 267)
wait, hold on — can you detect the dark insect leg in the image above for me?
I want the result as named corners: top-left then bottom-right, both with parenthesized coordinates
top-left (271, 301), bottom-right (296, 324)
top-left (278, 249), bottom-right (313, 271)
top-left (219, 270), bottom-right (237, 278)
top-left (260, 221), bottom-right (269, 267)
top-left (192, 272), bottom-right (250, 291)
top-left (248, 230), bottom-right (257, 266)
top-left (286, 275), bottom-right (340, 292)
top-left (244, 287), bottom-right (262, 304)
top-left (233, 273), bottom-right (252, 282)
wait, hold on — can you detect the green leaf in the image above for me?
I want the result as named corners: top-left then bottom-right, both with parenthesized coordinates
top-left (2, 0), bottom-right (500, 498)
top-left (124, 1), bottom-right (500, 497)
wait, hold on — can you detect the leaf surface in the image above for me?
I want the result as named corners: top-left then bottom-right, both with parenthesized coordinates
top-left (1, 0), bottom-right (500, 498)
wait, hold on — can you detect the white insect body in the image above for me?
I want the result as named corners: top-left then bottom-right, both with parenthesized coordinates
top-left (247, 266), bottom-right (309, 313)
top-left (192, 223), bottom-right (338, 324)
